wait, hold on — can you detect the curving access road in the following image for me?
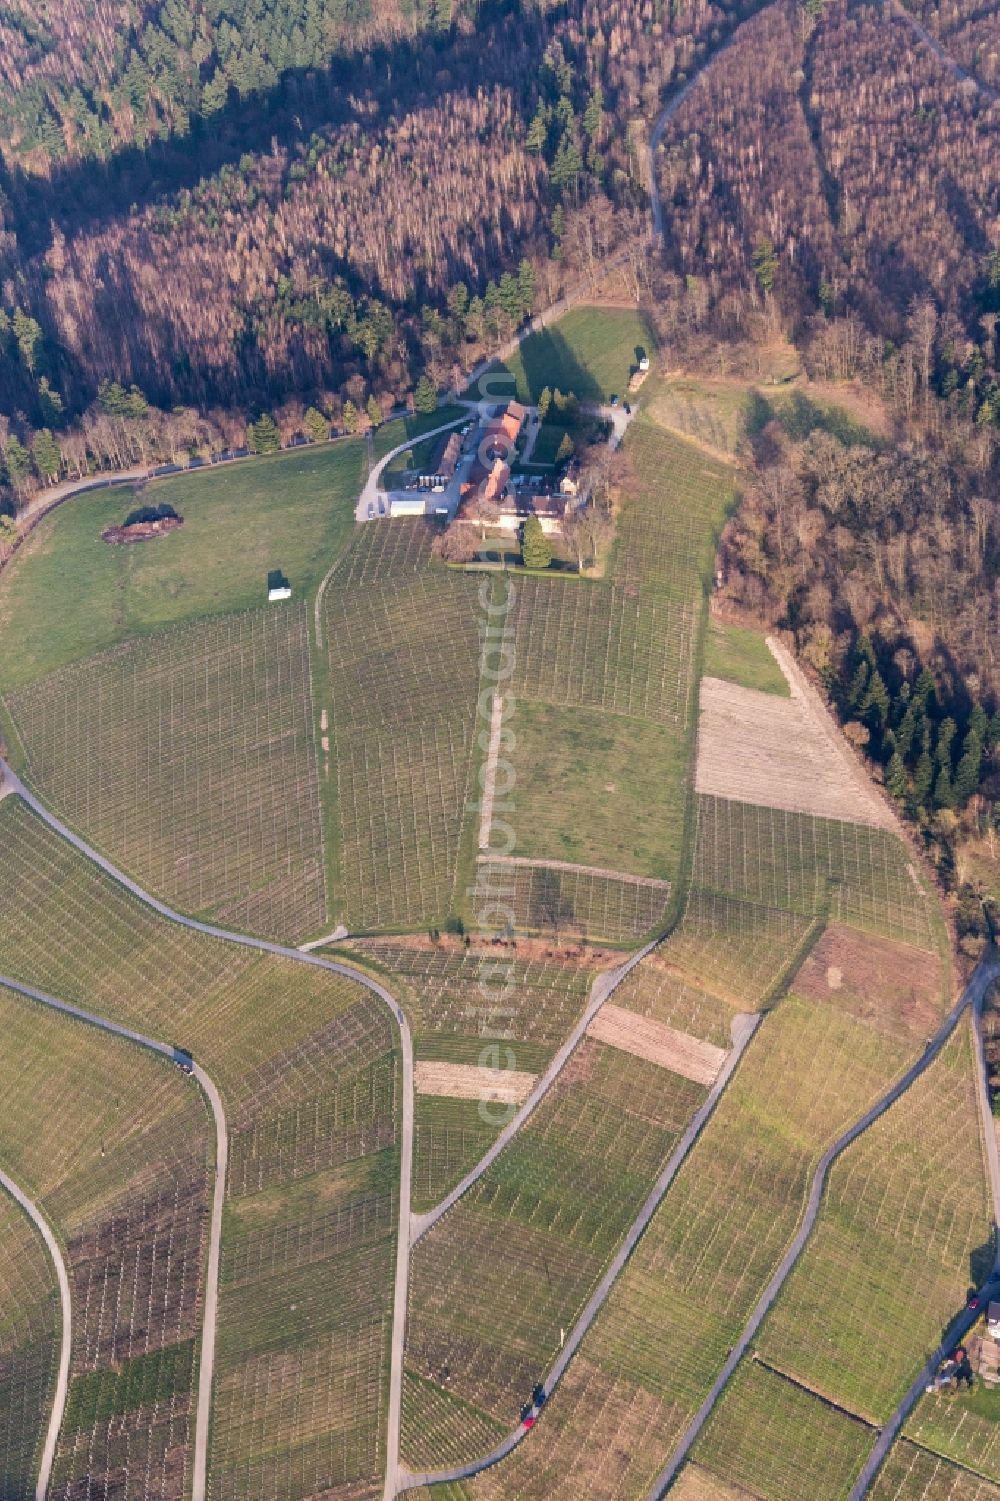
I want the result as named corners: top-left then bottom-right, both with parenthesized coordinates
top-left (846, 956), bottom-right (1000, 1499)
top-left (410, 937), bottom-right (659, 1245)
top-left (0, 1158), bottom-right (72, 1501)
top-left (646, 948), bottom-right (1000, 1501)
top-left (0, 757), bottom-right (415, 1501)
top-left (0, 972), bottom-right (228, 1501)
top-left (398, 1012), bottom-right (760, 1494)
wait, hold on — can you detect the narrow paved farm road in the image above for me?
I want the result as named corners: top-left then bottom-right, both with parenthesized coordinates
top-left (646, 948), bottom-right (1000, 1501)
top-left (0, 972), bottom-right (228, 1501)
top-left (0, 759), bottom-right (415, 1501)
top-left (398, 1012), bottom-right (760, 1494)
top-left (847, 954), bottom-right (1000, 1499)
top-left (408, 936), bottom-right (659, 1245)
top-left (0, 1157), bottom-right (71, 1501)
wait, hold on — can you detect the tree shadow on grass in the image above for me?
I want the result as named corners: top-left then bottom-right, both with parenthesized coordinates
top-left (746, 389), bottom-right (877, 449)
top-left (487, 327), bottom-right (606, 406)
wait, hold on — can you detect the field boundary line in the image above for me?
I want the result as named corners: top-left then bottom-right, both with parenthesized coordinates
top-left (408, 935), bottom-right (659, 1245)
top-left (398, 1009), bottom-right (760, 1493)
top-left (0, 1157), bottom-right (71, 1501)
top-left (847, 964), bottom-right (1000, 1499)
top-left (0, 971), bottom-right (228, 1501)
top-left (478, 854), bottom-right (672, 889)
top-left (0, 757), bottom-right (414, 1501)
top-left (645, 948), bottom-right (1000, 1501)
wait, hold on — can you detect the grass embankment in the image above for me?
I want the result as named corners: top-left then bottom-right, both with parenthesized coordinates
top-left (704, 618), bottom-right (790, 696)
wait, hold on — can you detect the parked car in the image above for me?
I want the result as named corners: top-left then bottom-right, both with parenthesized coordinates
top-left (367, 501), bottom-right (375, 519)
top-left (610, 394), bottom-right (620, 408)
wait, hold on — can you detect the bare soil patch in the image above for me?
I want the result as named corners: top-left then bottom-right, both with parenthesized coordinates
top-left (348, 931), bottom-right (619, 969)
top-left (587, 1003), bottom-right (727, 1085)
top-left (791, 924), bottom-right (942, 1036)
top-left (413, 1060), bottom-right (537, 1105)
top-left (696, 641), bottom-right (895, 830)
top-left (102, 515), bottom-right (183, 544)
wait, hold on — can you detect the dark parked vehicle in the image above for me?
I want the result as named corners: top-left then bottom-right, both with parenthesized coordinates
top-left (172, 1046), bottom-right (195, 1075)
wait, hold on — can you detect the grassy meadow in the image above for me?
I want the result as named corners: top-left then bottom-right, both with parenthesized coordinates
top-left (481, 306), bottom-right (653, 405)
top-left (0, 439), bottom-right (364, 691)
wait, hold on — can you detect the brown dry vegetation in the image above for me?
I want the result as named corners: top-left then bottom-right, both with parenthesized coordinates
top-left (791, 923), bottom-right (944, 1036)
top-left (654, 0), bottom-right (999, 337)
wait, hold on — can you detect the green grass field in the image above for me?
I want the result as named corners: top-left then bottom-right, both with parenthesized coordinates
top-left (507, 701), bottom-right (685, 879)
top-left (645, 377), bottom-right (751, 455)
top-left (0, 440), bottom-right (364, 691)
top-left (758, 1022), bottom-right (990, 1423)
top-left (481, 306), bottom-right (652, 405)
top-left (7, 603), bottom-right (326, 941)
top-left (371, 405), bottom-right (466, 464)
top-left (703, 618), bottom-right (790, 695)
top-left (0, 982), bottom-right (212, 1501)
top-left (421, 996), bottom-right (914, 1494)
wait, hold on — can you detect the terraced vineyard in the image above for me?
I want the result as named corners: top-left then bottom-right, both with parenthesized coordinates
top-left (417, 996), bottom-right (916, 1497)
top-left (871, 1441), bottom-right (1000, 1500)
top-left (493, 421), bottom-right (736, 941)
top-left (475, 859), bottom-right (672, 945)
top-left (0, 797), bottom-right (401, 1500)
top-left (694, 1361), bottom-right (874, 1500)
top-left (0, 983), bottom-right (212, 1501)
top-left (690, 794), bottom-right (938, 952)
top-left (668, 888), bottom-right (817, 1007)
top-left (324, 522), bottom-right (483, 929)
top-left (758, 1023), bottom-right (990, 1423)
top-left (0, 1193), bottom-right (60, 1497)
top-left (0, 301), bottom-right (989, 1501)
top-left (906, 1378), bottom-right (1000, 1483)
top-left (6, 604), bottom-right (326, 941)
top-left (402, 1037), bottom-right (710, 1471)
